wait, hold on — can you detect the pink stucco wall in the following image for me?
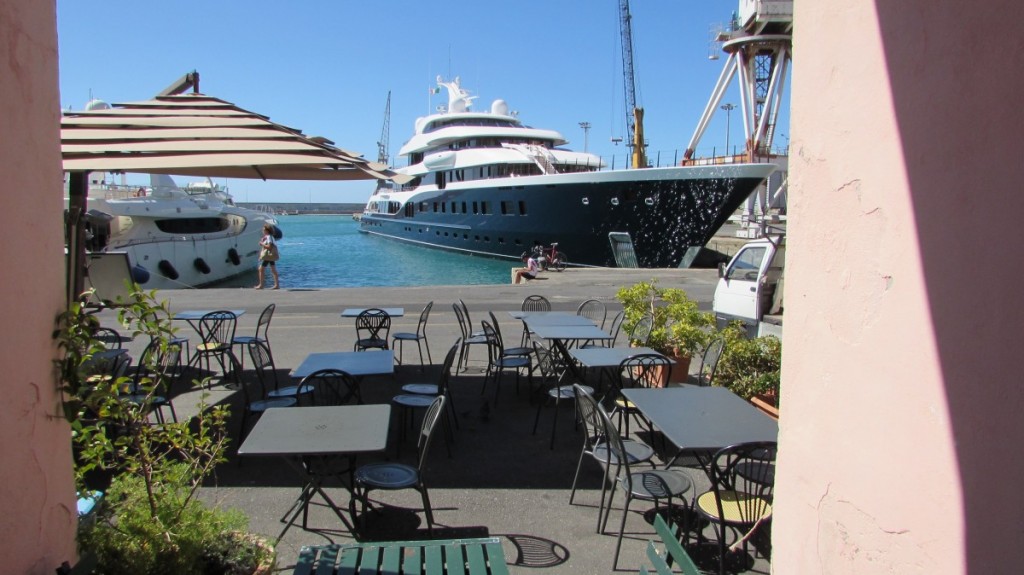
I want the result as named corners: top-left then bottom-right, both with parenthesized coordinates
top-left (0, 1), bottom-right (78, 573)
top-left (774, 1), bottom-right (1024, 572)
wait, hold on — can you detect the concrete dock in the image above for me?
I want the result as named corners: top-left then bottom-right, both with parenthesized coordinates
top-left (93, 267), bottom-right (770, 574)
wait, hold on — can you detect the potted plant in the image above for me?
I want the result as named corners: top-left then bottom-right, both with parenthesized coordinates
top-left (616, 280), bottom-right (715, 383)
top-left (55, 288), bottom-right (275, 575)
top-left (714, 334), bottom-right (782, 418)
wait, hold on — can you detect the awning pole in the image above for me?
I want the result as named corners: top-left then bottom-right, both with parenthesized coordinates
top-left (66, 171), bottom-right (88, 306)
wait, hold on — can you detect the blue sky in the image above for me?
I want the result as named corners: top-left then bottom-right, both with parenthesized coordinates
top-left (58, 0), bottom-right (786, 203)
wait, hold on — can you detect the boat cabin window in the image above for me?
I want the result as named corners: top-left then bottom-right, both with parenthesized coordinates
top-left (155, 217), bottom-right (230, 235)
top-left (518, 201), bottom-right (527, 215)
top-left (481, 202), bottom-right (490, 215)
top-left (472, 201), bottom-right (479, 214)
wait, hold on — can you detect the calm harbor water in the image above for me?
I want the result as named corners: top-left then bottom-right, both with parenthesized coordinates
top-left (217, 215), bottom-right (512, 288)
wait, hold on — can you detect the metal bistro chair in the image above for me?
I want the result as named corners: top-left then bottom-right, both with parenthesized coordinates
top-left (392, 301), bottom-right (433, 370)
top-left (191, 310), bottom-right (241, 388)
top-left (352, 396), bottom-right (447, 536)
top-left (694, 441), bottom-right (778, 575)
top-left (232, 303), bottom-right (275, 372)
top-left (249, 340), bottom-right (314, 404)
top-left (353, 308), bottom-right (391, 352)
top-left (531, 340), bottom-right (594, 449)
top-left (480, 320), bottom-right (533, 407)
top-left (300, 368), bottom-right (362, 406)
top-left (569, 384), bottom-right (655, 533)
top-left (400, 339), bottom-right (461, 432)
top-left (577, 298), bottom-right (608, 329)
top-left (583, 310), bottom-right (625, 350)
top-left (601, 407), bottom-right (693, 572)
top-left (520, 294), bottom-right (552, 346)
top-left (692, 335), bottom-right (726, 386)
top-left (392, 340), bottom-right (460, 457)
top-left (610, 353), bottom-right (672, 437)
top-left (453, 303), bottom-right (488, 375)
top-left (123, 339), bottom-right (181, 424)
top-left (237, 355), bottom-right (297, 444)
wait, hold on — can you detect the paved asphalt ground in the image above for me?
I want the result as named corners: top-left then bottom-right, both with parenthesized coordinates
top-left (92, 266), bottom-right (770, 574)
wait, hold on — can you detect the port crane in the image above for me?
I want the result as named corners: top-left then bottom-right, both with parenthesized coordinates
top-left (376, 91), bottom-right (391, 166)
top-left (618, 0), bottom-right (647, 169)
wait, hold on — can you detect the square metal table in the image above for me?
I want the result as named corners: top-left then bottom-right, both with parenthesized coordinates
top-left (340, 307), bottom-right (405, 317)
top-left (237, 404), bottom-right (392, 541)
top-left (507, 311), bottom-right (595, 325)
top-left (290, 350), bottom-right (395, 379)
top-left (526, 323), bottom-right (612, 342)
top-left (569, 345), bottom-right (668, 396)
top-left (621, 385), bottom-right (778, 469)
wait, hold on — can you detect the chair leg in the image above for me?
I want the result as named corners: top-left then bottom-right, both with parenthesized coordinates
top-left (419, 485), bottom-right (434, 534)
top-left (612, 494), bottom-right (634, 572)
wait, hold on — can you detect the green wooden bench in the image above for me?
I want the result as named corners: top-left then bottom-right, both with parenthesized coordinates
top-left (293, 537), bottom-right (510, 575)
top-left (639, 514), bottom-right (701, 575)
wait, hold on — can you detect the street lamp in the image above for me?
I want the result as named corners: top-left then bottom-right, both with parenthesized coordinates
top-left (578, 121), bottom-right (591, 152)
top-left (720, 103), bottom-right (735, 154)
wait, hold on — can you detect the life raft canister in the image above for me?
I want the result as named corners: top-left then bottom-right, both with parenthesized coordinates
top-left (194, 258), bottom-right (211, 274)
top-left (227, 248), bottom-right (241, 266)
top-left (158, 260), bottom-right (179, 280)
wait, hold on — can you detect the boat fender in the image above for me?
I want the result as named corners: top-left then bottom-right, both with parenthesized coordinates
top-left (131, 264), bottom-right (151, 285)
top-left (158, 260), bottom-right (179, 280)
top-left (271, 225), bottom-right (283, 240)
top-left (194, 258), bottom-right (211, 274)
top-left (227, 248), bottom-right (241, 266)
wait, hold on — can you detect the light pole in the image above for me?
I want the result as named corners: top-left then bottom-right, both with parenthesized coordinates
top-left (578, 122), bottom-right (591, 152)
top-left (720, 103), bottom-right (735, 154)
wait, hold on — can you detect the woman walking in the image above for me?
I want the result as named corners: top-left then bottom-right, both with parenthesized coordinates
top-left (255, 224), bottom-right (280, 289)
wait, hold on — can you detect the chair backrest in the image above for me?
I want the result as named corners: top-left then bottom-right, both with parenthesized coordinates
top-left (708, 441), bottom-right (778, 525)
top-left (437, 339), bottom-right (461, 396)
top-left (618, 353), bottom-right (672, 391)
top-left (355, 308), bottom-right (391, 341)
top-left (248, 340), bottom-right (277, 395)
top-left (532, 340), bottom-right (558, 382)
top-left (481, 320), bottom-right (501, 360)
top-left (606, 310), bottom-right (625, 347)
top-left (486, 311), bottom-right (510, 350)
top-left (452, 303), bottom-right (470, 338)
top-left (521, 295), bottom-right (551, 312)
top-left (254, 303), bottom-right (276, 341)
top-left (458, 299), bottom-right (474, 331)
top-left (414, 301), bottom-right (433, 337)
top-left (416, 396), bottom-right (447, 473)
top-left (131, 339), bottom-right (180, 396)
top-left (628, 313), bottom-right (654, 346)
top-left (697, 336), bottom-right (726, 386)
top-left (93, 327), bottom-right (123, 349)
top-left (300, 368), bottom-right (359, 406)
top-left (576, 299), bottom-right (607, 328)
top-left (597, 405), bottom-right (635, 481)
top-left (573, 382), bottom-right (602, 446)
top-left (199, 310), bottom-right (238, 345)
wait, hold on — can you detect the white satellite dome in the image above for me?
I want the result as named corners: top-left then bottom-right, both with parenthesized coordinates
top-left (84, 98), bottom-right (111, 111)
top-left (490, 99), bottom-right (509, 116)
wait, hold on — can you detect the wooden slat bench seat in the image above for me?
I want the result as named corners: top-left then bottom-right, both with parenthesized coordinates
top-left (293, 537), bottom-right (510, 575)
top-left (639, 514), bottom-right (701, 575)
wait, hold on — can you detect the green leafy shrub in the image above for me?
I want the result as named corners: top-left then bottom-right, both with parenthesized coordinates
top-left (615, 280), bottom-right (714, 355)
top-left (56, 287), bottom-right (272, 574)
top-left (715, 335), bottom-right (782, 401)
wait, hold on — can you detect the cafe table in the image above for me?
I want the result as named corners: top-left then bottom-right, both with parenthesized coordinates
top-left (172, 308), bottom-right (246, 333)
top-left (237, 404), bottom-right (391, 541)
top-left (340, 307), bottom-right (404, 318)
top-left (507, 310), bottom-right (595, 325)
top-left (569, 345), bottom-right (667, 396)
top-left (290, 350), bottom-right (395, 379)
top-left (620, 385), bottom-right (778, 470)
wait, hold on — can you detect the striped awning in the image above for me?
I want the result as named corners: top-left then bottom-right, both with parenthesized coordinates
top-left (61, 92), bottom-right (404, 182)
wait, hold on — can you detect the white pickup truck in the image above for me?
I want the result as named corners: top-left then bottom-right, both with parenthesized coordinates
top-left (712, 236), bottom-right (785, 338)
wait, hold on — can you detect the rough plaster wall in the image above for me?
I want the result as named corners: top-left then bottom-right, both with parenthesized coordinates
top-left (772, 1), bottom-right (962, 572)
top-left (0, 1), bottom-right (77, 573)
